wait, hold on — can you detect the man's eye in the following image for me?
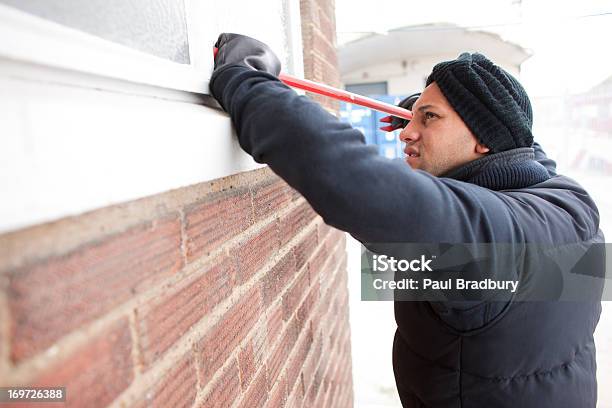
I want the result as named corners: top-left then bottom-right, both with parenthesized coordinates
top-left (424, 112), bottom-right (437, 120)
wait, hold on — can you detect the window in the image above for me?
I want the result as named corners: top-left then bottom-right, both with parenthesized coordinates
top-left (0, 0), bottom-right (304, 95)
top-left (1, 0), bottom-right (191, 64)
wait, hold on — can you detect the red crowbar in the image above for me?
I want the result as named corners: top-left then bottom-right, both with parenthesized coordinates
top-left (277, 73), bottom-right (413, 121)
top-left (213, 46), bottom-right (413, 122)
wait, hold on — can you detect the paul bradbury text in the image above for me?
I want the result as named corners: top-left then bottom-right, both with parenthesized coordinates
top-left (370, 254), bottom-right (519, 294)
top-left (372, 277), bottom-right (519, 293)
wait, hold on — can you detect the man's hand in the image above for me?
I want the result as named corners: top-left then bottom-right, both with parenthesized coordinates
top-left (213, 33), bottom-right (281, 75)
top-left (380, 93), bottom-right (420, 132)
top-left (210, 33), bottom-right (282, 112)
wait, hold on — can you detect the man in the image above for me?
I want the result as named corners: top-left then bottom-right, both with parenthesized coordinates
top-left (210, 33), bottom-right (604, 407)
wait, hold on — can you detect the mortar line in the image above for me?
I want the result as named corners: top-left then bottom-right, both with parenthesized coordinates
top-left (177, 208), bottom-right (189, 268)
top-left (128, 308), bottom-right (144, 377)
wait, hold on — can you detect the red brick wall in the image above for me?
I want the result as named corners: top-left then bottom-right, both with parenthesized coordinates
top-left (301, 0), bottom-right (342, 113)
top-left (0, 1), bottom-right (354, 406)
top-left (0, 166), bottom-right (353, 407)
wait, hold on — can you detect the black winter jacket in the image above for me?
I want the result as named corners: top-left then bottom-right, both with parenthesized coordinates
top-left (210, 66), bottom-right (604, 407)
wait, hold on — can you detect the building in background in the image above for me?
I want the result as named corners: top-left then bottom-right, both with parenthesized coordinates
top-left (337, 23), bottom-right (530, 159)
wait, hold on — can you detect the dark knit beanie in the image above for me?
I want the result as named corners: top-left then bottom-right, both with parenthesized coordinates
top-left (426, 53), bottom-right (533, 153)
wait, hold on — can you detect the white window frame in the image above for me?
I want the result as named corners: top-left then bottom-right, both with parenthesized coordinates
top-left (0, 0), bottom-right (304, 98)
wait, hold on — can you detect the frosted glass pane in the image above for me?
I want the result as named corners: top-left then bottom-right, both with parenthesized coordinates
top-left (1, 0), bottom-right (190, 64)
top-left (207, 0), bottom-right (292, 73)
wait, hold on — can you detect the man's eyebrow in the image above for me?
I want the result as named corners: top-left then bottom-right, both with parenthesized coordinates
top-left (415, 104), bottom-right (436, 112)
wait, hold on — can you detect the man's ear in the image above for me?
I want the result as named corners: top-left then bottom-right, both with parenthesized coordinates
top-left (475, 142), bottom-right (490, 154)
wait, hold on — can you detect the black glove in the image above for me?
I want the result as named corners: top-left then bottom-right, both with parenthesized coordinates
top-left (213, 33), bottom-right (281, 75)
top-left (210, 33), bottom-right (282, 111)
top-left (379, 93), bottom-right (420, 132)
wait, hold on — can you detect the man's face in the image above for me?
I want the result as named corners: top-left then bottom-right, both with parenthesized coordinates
top-left (399, 82), bottom-right (489, 176)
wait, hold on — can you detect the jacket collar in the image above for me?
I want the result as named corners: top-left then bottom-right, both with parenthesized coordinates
top-left (441, 147), bottom-right (550, 191)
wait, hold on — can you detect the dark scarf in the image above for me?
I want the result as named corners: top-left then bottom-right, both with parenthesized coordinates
top-left (442, 147), bottom-right (550, 191)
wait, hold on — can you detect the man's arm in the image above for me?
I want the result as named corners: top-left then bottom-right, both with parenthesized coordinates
top-left (212, 65), bottom-right (523, 245)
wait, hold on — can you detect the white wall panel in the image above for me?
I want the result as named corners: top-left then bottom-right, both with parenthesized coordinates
top-left (0, 75), bottom-right (263, 233)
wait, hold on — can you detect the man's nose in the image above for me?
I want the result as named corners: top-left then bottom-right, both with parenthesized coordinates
top-left (399, 121), bottom-right (419, 143)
